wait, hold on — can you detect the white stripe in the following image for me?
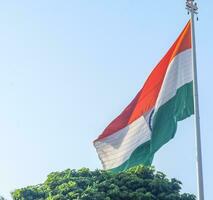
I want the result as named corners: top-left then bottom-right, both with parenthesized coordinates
top-left (94, 114), bottom-right (151, 170)
top-left (155, 49), bottom-right (192, 110)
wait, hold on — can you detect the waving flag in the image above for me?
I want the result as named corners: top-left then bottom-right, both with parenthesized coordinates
top-left (94, 21), bottom-right (194, 173)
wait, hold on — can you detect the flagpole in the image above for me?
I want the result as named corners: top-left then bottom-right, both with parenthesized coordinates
top-left (186, 1), bottom-right (204, 200)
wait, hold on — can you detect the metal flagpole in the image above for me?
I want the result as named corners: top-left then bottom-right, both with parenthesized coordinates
top-left (186, 1), bottom-right (204, 200)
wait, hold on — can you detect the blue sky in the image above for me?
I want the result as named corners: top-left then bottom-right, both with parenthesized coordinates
top-left (0, 1), bottom-right (212, 199)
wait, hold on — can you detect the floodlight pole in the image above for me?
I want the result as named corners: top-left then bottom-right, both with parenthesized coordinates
top-left (186, 1), bottom-right (204, 200)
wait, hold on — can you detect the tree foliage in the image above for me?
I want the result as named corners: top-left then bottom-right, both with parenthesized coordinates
top-left (11, 166), bottom-right (196, 200)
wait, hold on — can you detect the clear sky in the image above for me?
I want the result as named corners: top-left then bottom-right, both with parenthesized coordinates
top-left (0, 1), bottom-right (212, 199)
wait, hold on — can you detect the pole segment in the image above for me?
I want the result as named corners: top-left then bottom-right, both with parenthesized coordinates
top-left (186, 1), bottom-right (204, 200)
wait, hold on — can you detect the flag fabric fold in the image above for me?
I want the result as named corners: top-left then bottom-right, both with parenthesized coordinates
top-left (94, 21), bottom-right (194, 173)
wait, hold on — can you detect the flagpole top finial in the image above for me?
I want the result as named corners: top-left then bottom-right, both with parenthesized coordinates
top-left (186, 0), bottom-right (198, 15)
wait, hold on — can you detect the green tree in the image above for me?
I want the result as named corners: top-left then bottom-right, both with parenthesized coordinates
top-left (11, 166), bottom-right (196, 200)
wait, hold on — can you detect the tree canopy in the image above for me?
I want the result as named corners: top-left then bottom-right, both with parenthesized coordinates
top-left (11, 165), bottom-right (196, 200)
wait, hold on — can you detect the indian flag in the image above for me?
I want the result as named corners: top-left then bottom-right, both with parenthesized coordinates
top-left (94, 21), bottom-right (194, 173)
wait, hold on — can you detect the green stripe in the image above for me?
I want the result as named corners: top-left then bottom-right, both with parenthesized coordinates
top-left (110, 81), bottom-right (194, 173)
top-left (151, 81), bottom-right (194, 153)
top-left (111, 141), bottom-right (154, 173)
